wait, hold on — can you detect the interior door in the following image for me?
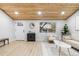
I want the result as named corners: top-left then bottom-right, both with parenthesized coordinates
top-left (15, 26), bottom-right (25, 40)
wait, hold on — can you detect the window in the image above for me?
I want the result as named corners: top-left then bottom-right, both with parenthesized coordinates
top-left (76, 16), bottom-right (79, 30)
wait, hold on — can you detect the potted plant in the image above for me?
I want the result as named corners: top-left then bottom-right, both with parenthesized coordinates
top-left (63, 24), bottom-right (69, 35)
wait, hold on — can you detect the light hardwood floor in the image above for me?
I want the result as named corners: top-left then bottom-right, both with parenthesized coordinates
top-left (0, 41), bottom-right (79, 56)
top-left (0, 41), bottom-right (43, 56)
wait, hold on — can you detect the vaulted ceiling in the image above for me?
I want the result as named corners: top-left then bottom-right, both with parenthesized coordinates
top-left (0, 3), bottom-right (79, 20)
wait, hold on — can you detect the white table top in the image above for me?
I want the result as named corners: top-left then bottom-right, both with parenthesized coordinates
top-left (54, 39), bottom-right (71, 48)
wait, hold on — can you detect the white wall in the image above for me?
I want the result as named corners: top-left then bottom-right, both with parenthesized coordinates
top-left (67, 11), bottom-right (79, 41)
top-left (15, 20), bottom-right (65, 41)
top-left (0, 9), bottom-right (65, 42)
top-left (1, 8), bottom-right (79, 42)
top-left (0, 10), bottom-right (15, 42)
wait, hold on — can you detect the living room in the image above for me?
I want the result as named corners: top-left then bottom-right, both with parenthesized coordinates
top-left (0, 3), bottom-right (79, 56)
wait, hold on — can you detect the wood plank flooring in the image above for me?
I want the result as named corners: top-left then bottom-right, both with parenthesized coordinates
top-left (0, 41), bottom-right (42, 56)
top-left (0, 41), bottom-right (79, 56)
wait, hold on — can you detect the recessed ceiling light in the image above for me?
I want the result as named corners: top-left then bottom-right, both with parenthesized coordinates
top-left (14, 11), bottom-right (19, 15)
top-left (61, 11), bottom-right (65, 15)
top-left (37, 11), bottom-right (42, 15)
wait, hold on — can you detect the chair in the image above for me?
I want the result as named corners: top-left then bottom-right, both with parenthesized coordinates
top-left (48, 34), bottom-right (56, 43)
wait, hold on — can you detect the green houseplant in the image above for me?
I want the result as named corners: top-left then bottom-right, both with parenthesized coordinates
top-left (63, 24), bottom-right (69, 35)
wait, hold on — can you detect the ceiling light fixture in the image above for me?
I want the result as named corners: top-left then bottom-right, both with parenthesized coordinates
top-left (37, 11), bottom-right (42, 15)
top-left (61, 11), bottom-right (65, 15)
top-left (14, 11), bottom-right (19, 15)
